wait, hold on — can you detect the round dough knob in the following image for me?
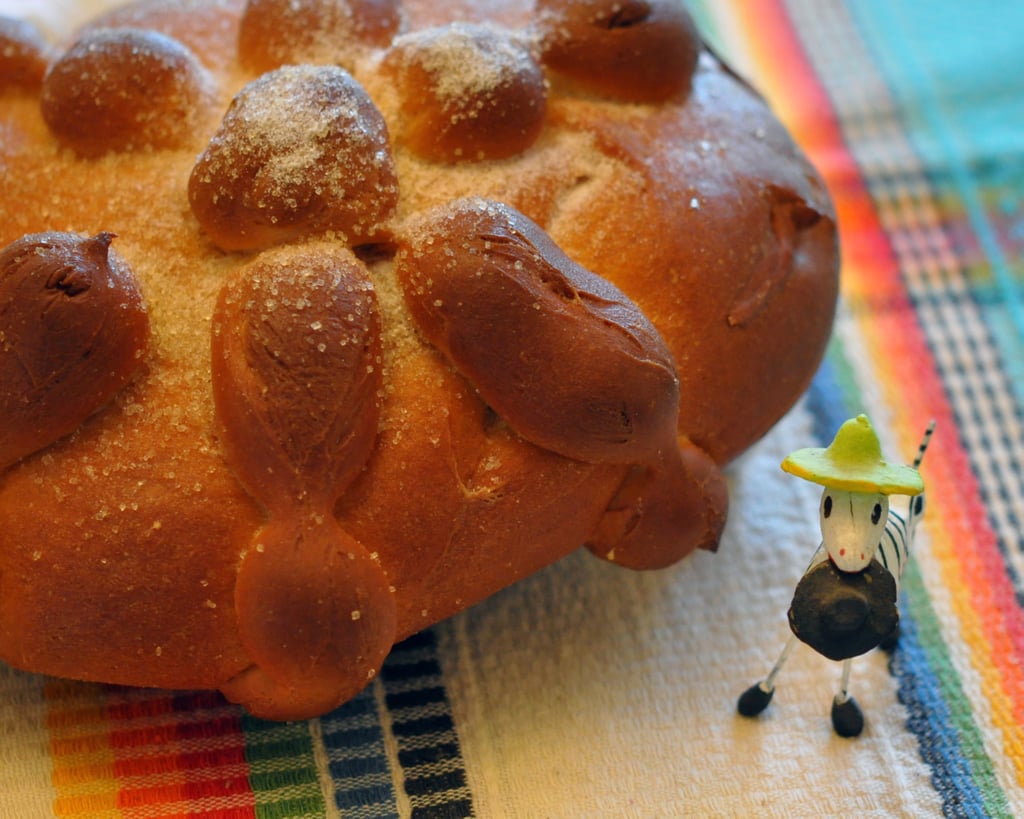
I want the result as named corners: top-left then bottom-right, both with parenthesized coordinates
top-left (188, 65), bottom-right (399, 252)
top-left (40, 28), bottom-right (213, 156)
top-left (534, 0), bottom-right (701, 102)
top-left (381, 23), bottom-right (547, 162)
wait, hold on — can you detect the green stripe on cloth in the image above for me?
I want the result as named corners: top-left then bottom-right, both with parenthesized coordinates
top-left (899, 561), bottom-right (1015, 818)
top-left (241, 716), bottom-right (328, 818)
top-left (824, 332), bottom-right (863, 415)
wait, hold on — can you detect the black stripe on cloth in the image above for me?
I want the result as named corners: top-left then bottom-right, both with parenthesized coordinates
top-left (381, 630), bottom-right (474, 818)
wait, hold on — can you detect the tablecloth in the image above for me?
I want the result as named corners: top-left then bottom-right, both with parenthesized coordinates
top-left (1, 0), bottom-right (1022, 816)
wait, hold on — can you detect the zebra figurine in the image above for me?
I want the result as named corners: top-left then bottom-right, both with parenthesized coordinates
top-left (738, 414), bottom-right (935, 737)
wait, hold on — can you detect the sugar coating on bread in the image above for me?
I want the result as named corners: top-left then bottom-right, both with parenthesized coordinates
top-left (189, 64), bottom-right (399, 249)
top-left (380, 23), bottom-right (546, 161)
top-left (0, 0), bottom-right (838, 719)
top-left (41, 27), bottom-right (216, 156)
top-left (238, 0), bottom-right (401, 73)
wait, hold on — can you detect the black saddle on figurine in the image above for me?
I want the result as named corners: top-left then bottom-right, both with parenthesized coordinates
top-left (788, 557), bottom-right (899, 662)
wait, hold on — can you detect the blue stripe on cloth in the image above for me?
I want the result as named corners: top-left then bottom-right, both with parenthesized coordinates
top-left (316, 628), bottom-right (473, 817)
top-left (805, 354), bottom-right (856, 446)
top-left (321, 687), bottom-right (400, 818)
top-left (888, 573), bottom-right (1012, 818)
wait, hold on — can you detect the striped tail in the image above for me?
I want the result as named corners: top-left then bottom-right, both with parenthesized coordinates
top-left (877, 420), bottom-right (935, 589)
top-left (907, 419), bottom-right (935, 530)
top-left (913, 420), bottom-right (936, 469)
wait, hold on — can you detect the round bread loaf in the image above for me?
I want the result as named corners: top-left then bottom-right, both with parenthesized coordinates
top-left (0, 0), bottom-right (838, 719)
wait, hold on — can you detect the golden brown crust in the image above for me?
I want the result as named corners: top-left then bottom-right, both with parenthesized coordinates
top-left (0, 0), bottom-right (838, 719)
top-left (542, 71), bottom-right (839, 462)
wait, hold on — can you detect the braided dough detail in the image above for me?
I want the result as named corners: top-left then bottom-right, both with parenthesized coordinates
top-left (396, 198), bottom-right (727, 569)
top-left (212, 243), bottom-right (395, 719)
top-left (586, 437), bottom-right (728, 569)
top-left (211, 243), bottom-right (383, 507)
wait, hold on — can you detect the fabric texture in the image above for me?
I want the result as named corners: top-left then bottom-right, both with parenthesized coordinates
top-left (1, 0), bottom-right (1022, 815)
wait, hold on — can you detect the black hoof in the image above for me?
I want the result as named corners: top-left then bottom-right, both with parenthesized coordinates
top-left (738, 682), bottom-right (774, 717)
top-left (831, 695), bottom-right (864, 737)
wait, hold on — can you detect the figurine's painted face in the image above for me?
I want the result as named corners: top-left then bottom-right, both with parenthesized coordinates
top-left (819, 488), bottom-right (889, 573)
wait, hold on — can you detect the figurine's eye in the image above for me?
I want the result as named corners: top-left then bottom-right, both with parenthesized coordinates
top-left (914, 495), bottom-right (925, 516)
top-left (823, 495), bottom-right (832, 518)
top-left (872, 503), bottom-right (883, 524)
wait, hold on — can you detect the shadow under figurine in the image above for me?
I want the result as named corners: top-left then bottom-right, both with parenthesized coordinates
top-left (738, 414), bottom-right (934, 737)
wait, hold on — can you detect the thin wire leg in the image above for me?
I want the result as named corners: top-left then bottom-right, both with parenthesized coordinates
top-left (763, 634), bottom-right (798, 691)
top-left (830, 658), bottom-right (864, 737)
top-left (737, 634), bottom-right (798, 717)
top-left (835, 658), bottom-right (852, 704)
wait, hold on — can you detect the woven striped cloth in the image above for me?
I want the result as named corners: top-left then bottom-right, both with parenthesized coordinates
top-left (2, 0), bottom-right (1022, 815)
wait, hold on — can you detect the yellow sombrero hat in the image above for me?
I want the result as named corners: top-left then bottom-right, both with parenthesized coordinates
top-left (781, 414), bottom-right (924, 495)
